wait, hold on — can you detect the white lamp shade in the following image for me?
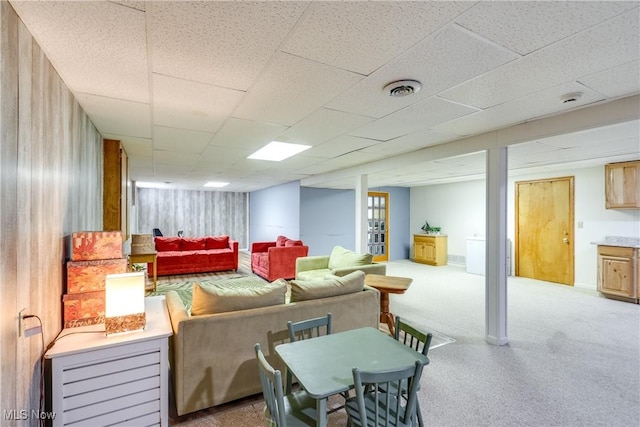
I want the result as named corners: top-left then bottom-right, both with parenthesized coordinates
top-left (105, 272), bottom-right (146, 334)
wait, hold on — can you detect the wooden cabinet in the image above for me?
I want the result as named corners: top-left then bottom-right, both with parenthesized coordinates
top-left (605, 161), bottom-right (640, 209)
top-left (413, 234), bottom-right (447, 266)
top-left (45, 297), bottom-right (172, 426)
top-left (103, 138), bottom-right (130, 239)
top-left (597, 245), bottom-right (638, 302)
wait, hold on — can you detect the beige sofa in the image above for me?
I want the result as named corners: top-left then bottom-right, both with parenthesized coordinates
top-left (295, 245), bottom-right (387, 280)
top-left (165, 272), bottom-right (380, 416)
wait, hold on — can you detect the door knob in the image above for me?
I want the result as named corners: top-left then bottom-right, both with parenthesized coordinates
top-left (562, 237), bottom-right (569, 244)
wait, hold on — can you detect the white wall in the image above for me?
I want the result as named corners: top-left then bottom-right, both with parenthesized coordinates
top-left (410, 164), bottom-right (640, 289)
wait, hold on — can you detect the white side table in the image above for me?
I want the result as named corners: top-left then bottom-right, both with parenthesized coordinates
top-left (45, 296), bottom-right (172, 426)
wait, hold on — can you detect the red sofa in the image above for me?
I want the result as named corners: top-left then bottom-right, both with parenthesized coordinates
top-left (250, 235), bottom-right (309, 281)
top-left (148, 236), bottom-right (238, 276)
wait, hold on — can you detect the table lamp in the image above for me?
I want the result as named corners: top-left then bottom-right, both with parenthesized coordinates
top-left (131, 233), bottom-right (155, 254)
top-left (105, 272), bottom-right (146, 335)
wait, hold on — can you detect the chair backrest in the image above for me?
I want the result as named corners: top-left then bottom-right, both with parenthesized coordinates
top-left (394, 316), bottom-right (433, 357)
top-left (254, 343), bottom-right (287, 427)
top-left (351, 360), bottom-right (425, 426)
top-left (287, 313), bottom-right (332, 342)
top-left (152, 228), bottom-right (163, 237)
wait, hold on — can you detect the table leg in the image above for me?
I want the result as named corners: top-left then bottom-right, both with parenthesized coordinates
top-left (152, 257), bottom-right (157, 292)
top-left (316, 397), bottom-right (327, 427)
top-left (379, 292), bottom-right (396, 335)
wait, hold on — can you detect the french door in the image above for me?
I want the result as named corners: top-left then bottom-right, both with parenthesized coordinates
top-left (368, 192), bottom-right (389, 262)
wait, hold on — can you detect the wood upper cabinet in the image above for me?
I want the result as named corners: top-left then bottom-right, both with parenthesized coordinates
top-left (597, 245), bottom-right (637, 301)
top-left (103, 139), bottom-right (129, 240)
top-left (413, 234), bottom-right (447, 266)
top-left (605, 161), bottom-right (640, 209)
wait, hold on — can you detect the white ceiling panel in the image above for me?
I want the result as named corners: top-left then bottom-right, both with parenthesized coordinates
top-left (440, 9), bottom-right (640, 109)
top-left (350, 97), bottom-right (478, 141)
top-left (326, 25), bottom-right (520, 118)
top-left (153, 74), bottom-right (245, 133)
top-left (278, 109), bottom-right (373, 146)
top-left (434, 82), bottom-right (606, 136)
top-left (109, 135), bottom-right (153, 157)
top-left (152, 126), bottom-right (212, 153)
top-left (455, 1), bottom-right (637, 55)
top-left (12, 1), bottom-right (149, 102)
top-left (147, 1), bottom-right (307, 90)
top-left (579, 60), bottom-right (640, 98)
top-left (233, 52), bottom-right (364, 127)
top-left (305, 135), bottom-right (379, 159)
top-left (360, 130), bottom-right (455, 156)
top-left (209, 118), bottom-right (287, 150)
top-left (198, 145), bottom-right (252, 164)
top-left (281, 1), bottom-right (474, 75)
top-left (153, 150), bottom-right (199, 167)
top-left (75, 93), bottom-right (151, 138)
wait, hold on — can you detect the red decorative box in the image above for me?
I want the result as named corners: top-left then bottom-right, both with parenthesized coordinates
top-left (63, 290), bottom-right (105, 328)
top-left (71, 231), bottom-right (123, 261)
top-left (66, 258), bottom-right (127, 294)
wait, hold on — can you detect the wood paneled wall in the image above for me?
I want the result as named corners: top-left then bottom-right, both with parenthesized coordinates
top-left (0, 2), bottom-right (103, 421)
top-left (137, 188), bottom-right (248, 248)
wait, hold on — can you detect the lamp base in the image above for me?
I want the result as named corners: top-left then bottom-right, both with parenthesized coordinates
top-left (105, 312), bottom-right (146, 335)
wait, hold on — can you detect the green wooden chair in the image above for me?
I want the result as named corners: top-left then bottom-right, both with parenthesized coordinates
top-left (393, 316), bottom-right (432, 427)
top-left (285, 313), bottom-right (332, 395)
top-left (254, 343), bottom-right (318, 427)
top-left (346, 360), bottom-right (425, 427)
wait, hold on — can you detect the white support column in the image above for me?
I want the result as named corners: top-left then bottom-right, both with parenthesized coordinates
top-left (355, 175), bottom-right (368, 253)
top-left (485, 147), bottom-right (509, 346)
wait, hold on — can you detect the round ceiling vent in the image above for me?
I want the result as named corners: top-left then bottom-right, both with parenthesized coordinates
top-left (384, 80), bottom-right (422, 97)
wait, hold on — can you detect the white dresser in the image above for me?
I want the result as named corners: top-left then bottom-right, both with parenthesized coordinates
top-left (45, 296), bottom-right (172, 426)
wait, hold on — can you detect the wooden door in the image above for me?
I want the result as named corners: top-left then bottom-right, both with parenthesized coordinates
top-left (368, 192), bottom-right (389, 262)
top-left (515, 176), bottom-right (574, 285)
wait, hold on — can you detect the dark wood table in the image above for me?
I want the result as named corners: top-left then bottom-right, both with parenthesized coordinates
top-left (364, 274), bottom-right (412, 335)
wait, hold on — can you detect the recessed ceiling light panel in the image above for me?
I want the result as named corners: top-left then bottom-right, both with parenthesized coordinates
top-left (384, 80), bottom-right (422, 97)
top-left (204, 181), bottom-right (229, 188)
top-left (248, 141), bottom-right (311, 161)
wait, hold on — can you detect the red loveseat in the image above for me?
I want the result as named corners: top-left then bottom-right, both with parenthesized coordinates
top-left (250, 235), bottom-right (309, 281)
top-left (148, 236), bottom-right (238, 276)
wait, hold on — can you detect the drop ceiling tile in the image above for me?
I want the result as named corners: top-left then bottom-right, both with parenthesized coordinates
top-left (233, 52), bottom-right (364, 126)
top-left (198, 145), bottom-right (252, 163)
top-left (153, 150), bottom-right (200, 166)
top-left (148, 1), bottom-right (307, 90)
top-left (361, 130), bottom-right (455, 156)
top-left (278, 109), bottom-right (373, 146)
top-left (153, 126), bottom-right (212, 153)
top-left (350, 97), bottom-right (478, 141)
top-left (306, 135), bottom-right (379, 159)
top-left (434, 82), bottom-right (606, 136)
top-left (326, 25), bottom-right (519, 118)
top-left (281, 1), bottom-right (473, 75)
top-left (153, 74), bottom-right (245, 133)
top-left (76, 93), bottom-right (150, 138)
top-left (209, 118), bottom-right (287, 150)
top-left (455, 1), bottom-right (637, 55)
top-left (12, 1), bottom-right (149, 102)
top-left (109, 135), bottom-right (153, 157)
top-left (440, 10), bottom-right (639, 109)
top-left (579, 61), bottom-right (640, 98)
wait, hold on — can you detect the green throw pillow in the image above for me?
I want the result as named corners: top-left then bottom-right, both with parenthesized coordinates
top-left (191, 279), bottom-right (287, 315)
top-left (328, 246), bottom-right (373, 270)
top-left (289, 271), bottom-right (365, 302)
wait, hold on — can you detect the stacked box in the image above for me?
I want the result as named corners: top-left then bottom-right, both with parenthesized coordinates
top-left (64, 231), bottom-right (126, 328)
top-left (71, 231), bottom-right (123, 261)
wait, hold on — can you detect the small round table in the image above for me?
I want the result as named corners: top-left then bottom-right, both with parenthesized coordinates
top-left (364, 274), bottom-right (413, 335)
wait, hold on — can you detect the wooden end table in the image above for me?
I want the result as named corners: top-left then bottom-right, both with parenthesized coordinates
top-left (128, 252), bottom-right (158, 291)
top-left (365, 274), bottom-right (412, 336)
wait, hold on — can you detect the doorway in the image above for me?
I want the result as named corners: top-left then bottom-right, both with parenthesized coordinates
top-left (367, 192), bottom-right (389, 262)
top-left (515, 176), bottom-right (574, 285)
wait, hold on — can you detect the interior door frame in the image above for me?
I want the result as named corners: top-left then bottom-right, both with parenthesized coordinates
top-left (515, 176), bottom-right (575, 285)
top-left (367, 191), bottom-right (389, 262)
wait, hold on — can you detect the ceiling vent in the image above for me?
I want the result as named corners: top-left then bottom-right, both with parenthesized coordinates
top-left (559, 92), bottom-right (583, 104)
top-left (384, 80), bottom-right (422, 97)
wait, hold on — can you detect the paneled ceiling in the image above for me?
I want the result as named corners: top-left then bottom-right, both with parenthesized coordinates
top-left (10, 1), bottom-right (640, 191)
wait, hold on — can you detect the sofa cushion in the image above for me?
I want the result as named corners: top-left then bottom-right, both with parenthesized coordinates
top-left (289, 270), bottom-right (365, 302)
top-left (182, 237), bottom-right (206, 251)
top-left (284, 239), bottom-right (303, 247)
top-left (276, 235), bottom-right (288, 247)
top-left (296, 268), bottom-right (333, 281)
top-left (191, 278), bottom-right (287, 316)
top-left (155, 237), bottom-right (181, 251)
top-left (328, 246), bottom-right (373, 270)
top-left (206, 235), bottom-right (229, 250)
